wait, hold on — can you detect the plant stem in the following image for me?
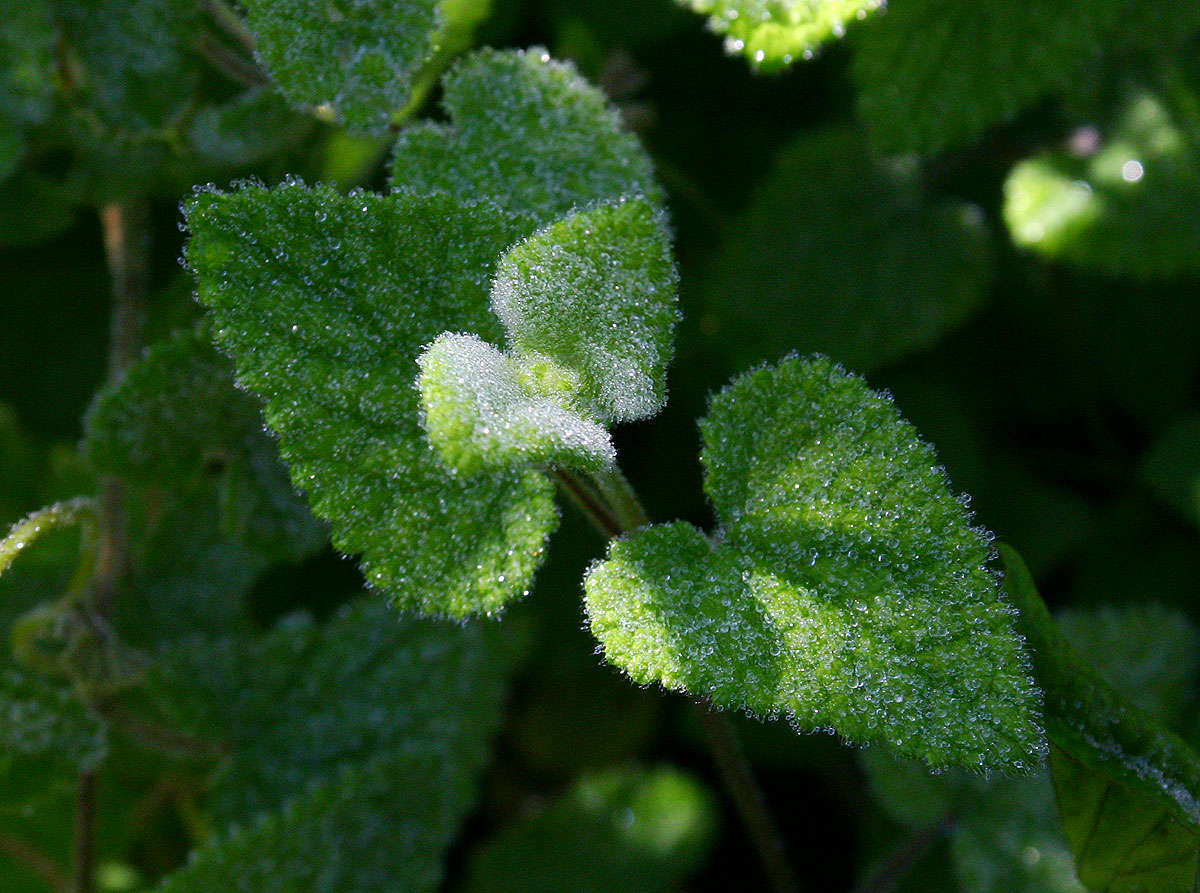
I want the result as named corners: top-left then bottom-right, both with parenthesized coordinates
top-left (551, 463), bottom-right (800, 892)
top-left (699, 707), bottom-right (802, 893)
top-left (70, 201), bottom-right (152, 893)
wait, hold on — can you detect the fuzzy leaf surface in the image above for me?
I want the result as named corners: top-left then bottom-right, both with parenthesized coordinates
top-left (418, 333), bottom-right (614, 475)
top-left (185, 183), bottom-right (558, 616)
top-left (587, 356), bottom-right (1043, 771)
top-left (1005, 91), bottom-right (1200, 278)
top-left (681, 0), bottom-right (882, 70)
top-left (154, 598), bottom-right (513, 890)
top-left (240, 0), bottom-right (440, 132)
top-left (698, 128), bottom-right (989, 373)
top-left (389, 48), bottom-right (662, 230)
top-left (1002, 545), bottom-right (1200, 890)
top-left (464, 766), bottom-right (717, 893)
top-left (851, 0), bottom-right (1200, 155)
top-left (491, 199), bottom-right (679, 423)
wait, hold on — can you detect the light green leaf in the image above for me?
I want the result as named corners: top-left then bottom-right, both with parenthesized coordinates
top-left (84, 328), bottom-right (326, 564)
top-left (185, 183), bottom-right (558, 616)
top-left (389, 48), bottom-right (662, 228)
top-left (418, 333), bottom-right (615, 475)
top-left (240, 0), bottom-right (441, 132)
top-left (491, 199), bottom-right (679, 423)
top-left (464, 766), bottom-right (717, 893)
top-left (680, 0), bottom-right (882, 70)
top-left (851, 0), bottom-right (1200, 156)
top-left (698, 127), bottom-right (990, 373)
top-left (1005, 91), bottom-right (1200, 278)
top-left (587, 355), bottom-right (1043, 771)
top-left (1141, 414), bottom-right (1200, 530)
top-left (153, 598), bottom-right (514, 891)
top-left (1001, 545), bottom-right (1200, 891)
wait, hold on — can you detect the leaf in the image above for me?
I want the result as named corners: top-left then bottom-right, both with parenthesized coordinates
top-left (491, 198), bottom-right (679, 423)
top-left (0, 0), bottom-right (56, 182)
top-left (418, 333), bottom-right (615, 475)
top-left (679, 0), bottom-right (883, 70)
top-left (850, 0), bottom-right (1200, 156)
top-left (187, 86), bottom-right (314, 167)
top-left (587, 355), bottom-right (1044, 772)
top-left (464, 766), bottom-right (717, 893)
top-left (389, 47), bottom-right (662, 228)
top-left (0, 171), bottom-right (78, 248)
top-left (1141, 414), bottom-right (1200, 530)
top-left (1004, 91), bottom-right (1200, 278)
top-left (0, 668), bottom-right (107, 812)
top-left (152, 598), bottom-right (515, 891)
top-left (185, 183), bottom-right (559, 616)
top-left (1001, 545), bottom-right (1200, 891)
top-left (697, 127), bottom-right (990, 374)
top-left (84, 328), bottom-right (326, 564)
top-left (239, 0), bottom-right (441, 132)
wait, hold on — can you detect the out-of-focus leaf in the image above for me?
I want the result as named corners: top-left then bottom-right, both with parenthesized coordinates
top-left (587, 356), bottom-right (1043, 772)
top-left (187, 87), bottom-right (313, 167)
top-left (698, 128), bottom-right (989, 375)
top-left (464, 766), bottom-right (717, 893)
top-left (0, 171), bottom-right (78, 247)
top-left (1005, 91), bottom-right (1200, 278)
top-left (1002, 544), bottom-right (1200, 891)
top-left (680, 0), bottom-right (882, 70)
top-left (0, 0), bottom-right (56, 183)
top-left (1140, 414), bottom-right (1200, 530)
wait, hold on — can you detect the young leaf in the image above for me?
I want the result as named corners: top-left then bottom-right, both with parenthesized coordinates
top-left (152, 598), bottom-right (515, 890)
top-left (851, 0), bottom-right (1200, 155)
top-left (1001, 544), bottom-right (1200, 890)
top-left (84, 328), bottom-right (326, 564)
top-left (491, 198), bottom-right (679, 423)
top-left (464, 766), bottom-right (717, 893)
top-left (697, 128), bottom-right (990, 374)
top-left (239, 0), bottom-right (441, 132)
top-left (587, 356), bottom-right (1044, 772)
top-left (417, 333), bottom-right (615, 475)
top-left (184, 183), bottom-right (558, 616)
top-left (1005, 91), bottom-right (1200, 278)
top-left (389, 48), bottom-right (662, 228)
top-left (679, 0), bottom-right (883, 70)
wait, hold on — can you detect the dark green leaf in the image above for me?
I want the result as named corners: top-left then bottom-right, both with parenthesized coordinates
top-left (1140, 414), bottom-right (1200, 530)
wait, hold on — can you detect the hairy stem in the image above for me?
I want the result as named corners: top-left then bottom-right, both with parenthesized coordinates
top-left (553, 463), bottom-right (800, 892)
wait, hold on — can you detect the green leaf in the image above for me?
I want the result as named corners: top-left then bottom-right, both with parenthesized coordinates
top-left (1005, 91), bottom-right (1200, 278)
top-left (187, 86), bottom-right (314, 167)
top-left (680, 0), bottom-right (882, 70)
top-left (464, 766), bottom-right (717, 893)
top-left (239, 0), bottom-right (440, 132)
top-left (1001, 545), bottom-right (1200, 891)
top-left (153, 598), bottom-right (515, 891)
top-left (418, 333), bottom-right (615, 475)
top-left (0, 171), bottom-right (78, 247)
top-left (0, 0), bottom-right (56, 182)
top-left (185, 183), bottom-right (559, 616)
top-left (0, 668), bottom-right (107, 811)
top-left (84, 328), bottom-right (326, 564)
top-left (491, 198), bottom-right (679, 423)
top-left (697, 127), bottom-right (990, 374)
top-left (862, 751), bottom-right (1084, 892)
top-left (389, 48), bottom-right (662, 228)
top-left (587, 355), bottom-right (1044, 771)
top-left (1141, 414), bottom-right (1200, 530)
top-left (851, 0), bottom-right (1200, 155)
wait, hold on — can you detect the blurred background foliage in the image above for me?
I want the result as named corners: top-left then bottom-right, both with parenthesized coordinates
top-left (1, 0), bottom-right (1199, 890)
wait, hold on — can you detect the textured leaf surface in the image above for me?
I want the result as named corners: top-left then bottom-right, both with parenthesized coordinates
top-left (154, 598), bottom-right (514, 891)
top-left (698, 128), bottom-right (990, 373)
top-left (389, 48), bottom-right (662, 228)
top-left (491, 199), bottom-right (679, 423)
top-left (1005, 92), bottom-right (1200, 278)
top-left (84, 328), bottom-right (325, 563)
top-left (418, 333), bottom-right (614, 475)
top-left (240, 0), bottom-right (440, 132)
top-left (1002, 545), bottom-right (1200, 890)
top-left (681, 0), bottom-right (882, 69)
top-left (465, 766), bottom-right (717, 893)
top-left (851, 0), bottom-right (1200, 155)
top-left (587, 356), bottom-right (1043, 771)
top-left (185, 183), bottom-right (558, 616)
